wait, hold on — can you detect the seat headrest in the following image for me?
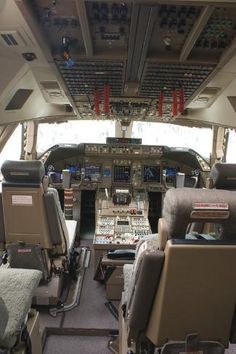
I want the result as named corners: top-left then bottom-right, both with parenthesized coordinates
top-left (1, 160), bottom-right (45, 184)
top-left (162, 188), bottom-right (236, 240)
top-left (210, 163), bottom-right (236, 190)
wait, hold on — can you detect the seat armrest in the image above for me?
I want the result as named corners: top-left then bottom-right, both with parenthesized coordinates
top-left (128, 252), bottom-right (164, 342)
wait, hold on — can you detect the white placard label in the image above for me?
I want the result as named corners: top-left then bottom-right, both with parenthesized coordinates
top-left (12, 195), bottom-right (33, 205)
top-left (193, 202), bottom-right (228, 210)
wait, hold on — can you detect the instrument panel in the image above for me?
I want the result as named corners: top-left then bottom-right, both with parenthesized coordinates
top-left (42, 142), bottom-right (210, 249)
top-left (43, 142), bottom-right (210, 190)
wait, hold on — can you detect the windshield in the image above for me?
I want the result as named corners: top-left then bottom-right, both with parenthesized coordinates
top-left (37, 120), bottom-right (212, 159)
top-left (37, 120), bottom-right (116, 154)
top-left (132, 122), bottom-right (212, 159)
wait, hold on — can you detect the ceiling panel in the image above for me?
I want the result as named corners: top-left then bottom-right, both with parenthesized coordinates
top-left (26, 0), bottom-right (236, 122)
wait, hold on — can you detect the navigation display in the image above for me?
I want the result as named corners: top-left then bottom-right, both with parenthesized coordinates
top-left (166, 167), bottom-right (176, 176)
top-left (85, 165), bottom-right (100, 181)
top-left (114, 166), bottom-right (131, 182)
top-left (143, 165), bottom-right (161, 183)
top-left (65, 164), bottom-right (81, 180)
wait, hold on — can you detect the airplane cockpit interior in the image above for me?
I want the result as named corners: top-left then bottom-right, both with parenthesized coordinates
top-left (2, 0), bottom-right (236, 353)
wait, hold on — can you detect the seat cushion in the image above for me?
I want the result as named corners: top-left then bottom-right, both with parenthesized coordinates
top-left (123, 234), bottom-right (159, 311)
top-left (123, 264), bottom-right (134, 305)
top-left (128, 234), bottom-right (159, 306)
top-left (123, 234), bottom-right (164, 341)
top-left (0, 296), bottom-right (8, 340)
top-left (0, 269), bottom-right (41, 349)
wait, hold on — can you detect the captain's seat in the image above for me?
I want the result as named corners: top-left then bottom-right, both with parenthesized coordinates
top-left (208, 162), bottom-right (236, 189)
top-left (1, 160), bottom-right (77, 282)
top-left (120, 188), bottom-right (236, 353)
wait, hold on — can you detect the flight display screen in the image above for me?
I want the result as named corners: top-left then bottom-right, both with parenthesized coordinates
top-left (65, 164), bottom-right (81, 180)
top-left (113, 166), bottom-right (131, 182)
top-left (166, 167), bottom-right (176, 176)
top-left (143, 165), bottom-right (161, 183)
top-left (85, 165), bottom-right (100, 181)
top-left (117, 220), bottom-right (129, 225)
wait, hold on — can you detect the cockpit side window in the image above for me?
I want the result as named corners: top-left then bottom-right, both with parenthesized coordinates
top-left (226, 129), bottom-right (236, 162)
top-left (0, 124), bottom-right (21, 178)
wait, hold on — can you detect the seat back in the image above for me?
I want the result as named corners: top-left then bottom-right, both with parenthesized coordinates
top-left (124, 235), bottom-right (164, 342)
top-left (146, 239), bottom-right (236, 347)
top-left (124, 188), bottom-right (236, 350)
top-left (208, 162), bottom-right (236, 190)
top-left (162, 188), bottom-right (236, 240)
top-left (1, 160), bottom-right (69, 254)
top-left (146, 188), bottom-right (236, 347)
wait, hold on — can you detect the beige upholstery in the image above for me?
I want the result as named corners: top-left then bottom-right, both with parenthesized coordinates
top-left (0, 268), bottom-right (41, 349)
top-left (122, 188), bottom-right (236, 351)
top-left (2, 185), bottom-right (53, 248)
top-left (0, 296), bottom-right (8, 341)
top-left (2, 161), bottom-right (52, 249)
top-left (1, 160), bottom-right (77, 277)
top-left (162, 188), bottom-right (236, 240)
top-left (209, 162), bottom-right (236, 190)
top-left (205, 163), bottom-right (236, 234)
top-left (146, 240), bottom-right (236, 347)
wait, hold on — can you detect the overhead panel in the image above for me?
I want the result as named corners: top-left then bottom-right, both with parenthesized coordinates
top-left (56, 59), bottom-right (124, 97)
top-left (149, 4), bottom-right (202, 59)
top-left (30, 0), bottom-right (85, 56)
top-left (85, 1), bottom-right (131, 55)
top-left (25, 1), bottom-right (236, 123)
top-left (140, 63), bottom-right (215, 101)
top-left (190, 7), bottom-right (236, 61)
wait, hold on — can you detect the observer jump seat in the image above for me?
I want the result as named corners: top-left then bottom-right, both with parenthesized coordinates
top-left (208, 162), bottom-right (236, 189)
top-left (1, 160), bottom-right (77, 280)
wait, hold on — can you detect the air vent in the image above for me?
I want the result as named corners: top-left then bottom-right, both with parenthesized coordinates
top-left (40, 81), bottom-right (66, 103)
top-left (40, 81), bottom-right (61, 90)
top-left (5, 89), bottom-right (33, 110)
top-left (189, 86), bottom-right (222, 109)
top-left (227, 97), bottom-right (236, 113)
top-left (0, 31), bottom-right (27, 47)
top-left (200, 87), bottom-right (221, 97)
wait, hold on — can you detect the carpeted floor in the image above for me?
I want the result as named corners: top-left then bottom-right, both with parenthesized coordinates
top-left (226, 344), bottom-right (236, 354)
top-left (40, 240), bottom-right (118, 353)
top-left (43, 335), bottom-right (111, 354)
top-left (40, 239), bottom-right (236, 354)
top-left (62, 245), bottom-right (118, 330)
